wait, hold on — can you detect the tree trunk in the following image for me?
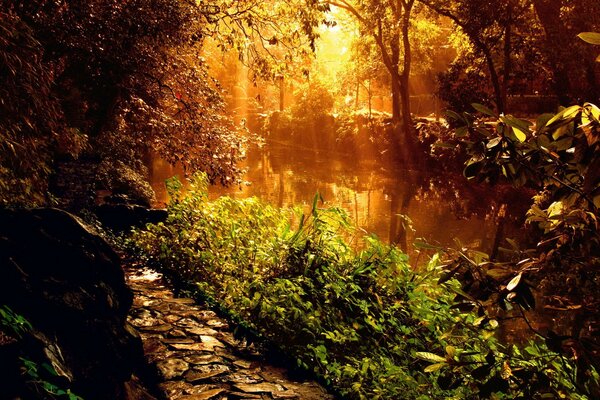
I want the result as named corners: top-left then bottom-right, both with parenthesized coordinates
top-left (390, 31), bottom-right (402, 122)
top-left (502, 4), bottom-right (512, 113)
top-left (279, 76), bottom-right (285, 112)
top-left (391, 76), bottom-right (402, 122)
top-left (400, 2), bottom-right (414, 139)
top-left (532, 0), bottom-right (572, 105)
top-left (480, 42), bottom-right (504, 113)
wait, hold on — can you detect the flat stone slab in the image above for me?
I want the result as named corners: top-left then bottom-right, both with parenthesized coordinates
top-left (157, 358), bottom-right (190, 380)
top-left (184, 364), bottom-right (230, 382)
top-left (183, 354), bottom-right (223, 365)
top-left (140, 323), bottom-right (173, 333)
top-left (233, 382), bottom-right (286, 394)
top-left (176, 388), bottom-right (226, 400)
top-left (125, 266), bottom-right (334, 400)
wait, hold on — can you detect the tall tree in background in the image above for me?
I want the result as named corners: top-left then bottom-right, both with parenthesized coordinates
top-left (0, 11), bottom-right (61, 206)
top-left (532, 0), bottom-right (600, 104)
top-left (418, 0), bottom-right (533, 113)
top-left (0, 0), bottom-right (325, 207)
top-left (327, 0), bottom-right (417, 150)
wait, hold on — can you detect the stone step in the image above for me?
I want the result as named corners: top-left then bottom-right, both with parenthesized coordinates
top-left (125, 267), bottom-right (334, 400)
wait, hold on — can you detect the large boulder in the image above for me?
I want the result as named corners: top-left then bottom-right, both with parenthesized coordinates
top-left (95, 203), bottom-right (168, 232)
top-left (0, 208), bottom-right (152, 399)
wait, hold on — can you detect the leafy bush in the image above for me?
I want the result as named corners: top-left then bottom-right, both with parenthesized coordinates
top-left (437, 58), bottom-right (494, 117)
top-left (131, 174), bottom-right (596, 399)
top-left (0, 306), bottom-right (83, 400)
top-left (427, 102), bottom-right (600, 398)
top-left (290, 80), bottom-right (335, 123)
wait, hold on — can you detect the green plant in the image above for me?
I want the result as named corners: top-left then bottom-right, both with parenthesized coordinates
top-left (578, 32), bottom-right (600, 62)
top-left (0, 305), bottom-right (83, 400)
top-left (427, 102), bottom-right (600, 398)
top-left (130, 173), bottom-right (595, 399)
top-left (0, 305), bottom-right (32, 338)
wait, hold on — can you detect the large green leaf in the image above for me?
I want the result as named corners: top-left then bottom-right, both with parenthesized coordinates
top-left (546, 105), bottom-right (581, 127)
top-left (472, 103), bottom-right (496, 117)
top-left (578, 32), bottom-right (600, 45)
top-left (415, 352), bottom-right (447, 363)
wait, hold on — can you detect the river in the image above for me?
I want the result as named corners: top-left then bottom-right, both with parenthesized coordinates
top-left (149, 138), bottom-right (530, 260)
top-left (150, 137), bottom-right (576, 341)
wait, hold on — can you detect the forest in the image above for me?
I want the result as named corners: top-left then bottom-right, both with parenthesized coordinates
top-left (0, 0), bottom-right (599, 399)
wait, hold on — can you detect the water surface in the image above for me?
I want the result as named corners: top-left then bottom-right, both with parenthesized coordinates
top-left (150, 139), bottom-right (529, 261)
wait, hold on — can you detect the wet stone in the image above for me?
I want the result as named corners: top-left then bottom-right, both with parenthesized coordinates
top-left (176, 388), bottom-right (226, 400)
top-left (226, 392), bottom-right (262, 399)
top-left (216, 332), bottom-right (240, 348)
top-left (199, 335), bottom-right (226, 349)
top-left (184, 364), bottom-right (230, 382)
top-left (186, 327), bottom-right (219, 336)
top-left (194, 310), bottom-right (218, 320)
top-left (168, 342), bottom-right (218, 352)
top-left (214, 348), bottom-right (239, 361)
top-left (162, 337), bottom-right (196, 344)
top-left (205, 319), bottom-right (228, 329)
top-left (233, 360), bottom-right (257, 370)
top-left (183, 354), bottom-right (222, 365)
top-left (164, 297), bottom-right (197, 305)
top-left (140, 323), bottom-right (173, 333)
top-left (143, 337), bottom-right (168, 355)
top-left (272, 391), bottom-right (300, 399)
top-left (182, 384), bottom-right (216, 395)
top-left (176, 317), bottom-right (204, 329)
top-left (227, 372), bottom-right (264, 384)
top-left (159, 380), bottom-right (194, 398)
top-left (233, 382), bottom-right (286, 394)
top-left (157, 358), bottom-right (190, 380)
top-left (164, 314), bottom-right (183, 324)
top-left (126, 266), bottom-right (332, 400)
top-left (168, 329), bottom-right (188, 338)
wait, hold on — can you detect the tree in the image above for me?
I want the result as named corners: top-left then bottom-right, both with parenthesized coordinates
top-left (419, 0), bottom-right (536, 114)
top-left (3, 0), bottom-right (325, 206)
top-left (532, 0), bottom-right (600, 104)
top-left (0, 10), bottom-right (61, 206)
top-left (326, 0), bottom-right (418, 150)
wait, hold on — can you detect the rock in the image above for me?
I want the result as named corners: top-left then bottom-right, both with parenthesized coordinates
top-left (139, 323), bottom-right (174, 333)
top-left (233, 382), bottom-right (286, 394)
top-left (184, 354), bottom-right (223, 365)
top-left (162, 337), bottom-right (196, 344)
top-left (184, 364), bottom-right (230, 382)
top-left (168, 342), bottom-right (219, 352)
top-left (157, 358), bottom-right (190, 379)
top-left (233, 360), bottom-right (257, 370)
top-left (159, 380), bottom-right (194, 398)
top-left (0, 208), bottom-right (149, 400)
top-left (272, 390), bottom-right (301, 399)
top-left (186, 326), bottom-right (219, 336)
top-left (227, 372), bottom-right (264, 384)
top-left (177, 387), bottom-right (226, 400)
top-left (95, 203), bottom-right (168, 231)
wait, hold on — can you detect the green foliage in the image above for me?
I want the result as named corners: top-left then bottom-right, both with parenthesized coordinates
top-left (0, 305), bottom-right (32, 339)
top-left (291, 80), bottom-right (335, 122)
top-left (434, 103), bottom-right (600, 398)
top-left (437, 58), bottom-right (495, 115)
top-left (0, 11), bottom-right (60, 206)
top-left (131, 173), bottom-right (594, 399)
top-left (20, 358), bottom-right (83, 400)
top-left (578, 32), bottom-right (600, 62)
top-left (0, 306), bottom-right (83, 399)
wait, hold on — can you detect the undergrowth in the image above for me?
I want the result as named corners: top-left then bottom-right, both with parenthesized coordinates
top-left (130, 174), bottom-right (597, 399)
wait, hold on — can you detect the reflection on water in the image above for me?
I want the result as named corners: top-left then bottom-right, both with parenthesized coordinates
top-left (149, 139), bottom-right (559, 342)
top-left (149, 139), bottom-right (528, 262)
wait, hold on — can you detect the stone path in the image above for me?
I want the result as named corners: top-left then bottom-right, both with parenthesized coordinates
top-left (126, 266), bottom-right (334, 400)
